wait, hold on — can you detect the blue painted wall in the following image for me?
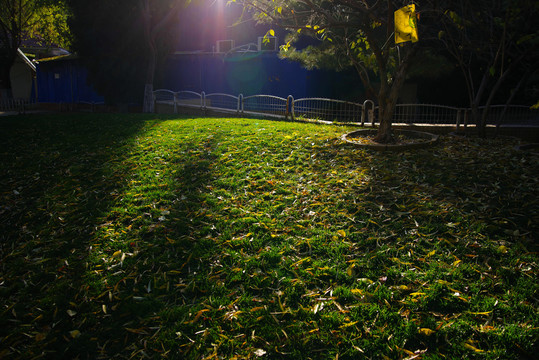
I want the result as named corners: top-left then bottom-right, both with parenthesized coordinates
top-left (35, 53), bottom-right (363, 105)
top-left (36, 58), bottom-right (104, 104)
top-left (162, 52), bottom-right (362, 101)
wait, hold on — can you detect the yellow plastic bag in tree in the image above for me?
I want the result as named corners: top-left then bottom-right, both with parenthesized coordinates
top-left (395, 4), bottom-right (419, 44)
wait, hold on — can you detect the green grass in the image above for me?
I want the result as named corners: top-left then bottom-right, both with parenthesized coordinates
top-left (0, 113), bottom-right (537, 359)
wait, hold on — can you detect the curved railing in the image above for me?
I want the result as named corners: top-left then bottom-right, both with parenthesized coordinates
top-left (390, 104), bottom-right (462, 125)
top-left (292, 97), bottom-right (363, 123)
top-left (153, 89), bottom-right (538, 127)
top-left (242, 94), bottom-right (288, 118)
top-left (204, 93), bottom-right (241, 113)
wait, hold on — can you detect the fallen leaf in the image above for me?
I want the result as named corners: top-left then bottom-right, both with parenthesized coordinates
top-left (254, 349), bottom-right (267, 357)
top-left (463, 342), bottom-right (484, 352)
top-left (419, 328), bottom-right (435, 336)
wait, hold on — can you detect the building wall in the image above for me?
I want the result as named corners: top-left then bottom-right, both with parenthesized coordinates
top-left (162, 52), bottom-right (363, 101)
top-left (10, 58), bottom-right (34, 100)
top-left (36, 59), bottom-right (104, 104)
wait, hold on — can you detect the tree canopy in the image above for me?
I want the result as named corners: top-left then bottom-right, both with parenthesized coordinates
top-left (234, 0), bottom-right (442, 143)
top-left (439, 0), bottom-right (539, 133)
top-left (68, 0), bottom-right (189, 105)
top-left (0, 0), bottom-right (71, 89)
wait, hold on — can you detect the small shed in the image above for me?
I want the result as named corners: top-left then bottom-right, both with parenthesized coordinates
top-left (10, 49), bottom-right (36, 100)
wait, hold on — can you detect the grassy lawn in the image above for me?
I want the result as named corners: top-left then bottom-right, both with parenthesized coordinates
top-left (0, 113), bottom-right (537, 359)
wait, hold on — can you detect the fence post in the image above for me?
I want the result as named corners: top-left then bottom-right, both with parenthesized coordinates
top-left (362, 100), bottom-right (370, 126)
top-left (201, 92), bottom-right (206, 113)
top-left (463, 109), bottom-right (469, 133)
top-left (290, 96), bottom-right (296, 121)
top-left (362, 100), bottom-right (375, 127)
top-left (456, 109), bottom-right (461, 132)
top-left (286, 95), bottom-right (294, 121)
top-left (173, 92), bottom-right (178, 114)
top-left (238, 94), bottom-right (243, 115)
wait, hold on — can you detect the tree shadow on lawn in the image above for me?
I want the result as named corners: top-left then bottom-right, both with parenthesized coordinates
top-left (152, 128), bottom-right (538, 359)
top-left (88, 124), bottom-right (224, 358)
top-left (339, 136), bottom-right (538, 355)
top-left (352, 136), bottom-right (538, 249)
top-left (0, 113), bottom-right (206, 358)
top-left (3, 117), bottom-right (536, 359)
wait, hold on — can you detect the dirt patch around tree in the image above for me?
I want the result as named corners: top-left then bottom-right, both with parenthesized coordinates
top-left (342, 129), bottom-right (439, 151)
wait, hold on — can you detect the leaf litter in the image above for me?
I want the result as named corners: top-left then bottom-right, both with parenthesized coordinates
top-left (0, 114), bottom-right (537, 359)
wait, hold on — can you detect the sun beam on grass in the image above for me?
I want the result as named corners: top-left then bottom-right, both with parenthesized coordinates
top-left (1, 114), bottom-right (537, 359)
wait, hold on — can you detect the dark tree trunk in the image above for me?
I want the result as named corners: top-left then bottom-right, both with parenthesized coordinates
top-left (140, 0), bottom-right (184, 113)
top-left (375, 90), bottom-right (397, 144)
top-left (373, 45), bottom-right (417, 144)
top-left (143, 42), bottom-right (156, 113)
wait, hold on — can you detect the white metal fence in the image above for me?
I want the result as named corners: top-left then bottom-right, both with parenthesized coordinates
top-left (0, 98), bottom-right (35, 112)
top-left (392, 104), bottom-right (463, 125)
top-left (153, 89), bottom-right (539, 127)
top-left (243, 95), bottom-right (289, 119)
top-left (478, 105), bottom-right (538, 127)
top-left (293, 98), bottom-right (364, 123)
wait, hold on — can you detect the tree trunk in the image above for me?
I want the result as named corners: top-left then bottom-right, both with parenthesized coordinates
top-left (373, 46), bottom-right (417, 144)
top-left (375, 113), bottom-right (394, 143)
top-left (140, 0), bottom-right (184, 113)
top-left (375, 91), bottom-right (397, 143)
top-left (142, 46), bottom-right (156, 113)
top-left (143, 83), bottom-right (154, 113)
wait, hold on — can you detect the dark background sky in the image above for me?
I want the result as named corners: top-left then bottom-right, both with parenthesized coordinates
top-left (175, 0), bottom-right (275, 51)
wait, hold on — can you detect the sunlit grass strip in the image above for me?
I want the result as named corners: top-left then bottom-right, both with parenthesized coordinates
top-left (0, 114), bottom-right (537, 359)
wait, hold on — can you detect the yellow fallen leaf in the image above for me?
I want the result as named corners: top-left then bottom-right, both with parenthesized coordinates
top-left (347, 264), bottom-right (357, 277)
top-left (463, 342), bottom-right (484, 352)
top-left (292, 257), bottom-right (311, 267)
top-left (337, 230), bottom-right (346, 238)
top-left (340, 320), bottom-right (359, 328)
top-left (351, 289), bottom-right (363, 296)
top-left (437, 280), bottom-right (451, 286)
top-left (468, 311), bottom-right (493, 316)
top-left (419, 328), bottom-right (436, 336)
top-left (250, 306), bottom-right (266, 312)
top-left (395, 346), bottom-right (415, 356)
top-left (393, 285), bottom-right (410, 291)
top-left (69, 330), bottom-right (81, 339)
top-left (112, 250), bottom-right (122, 258)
